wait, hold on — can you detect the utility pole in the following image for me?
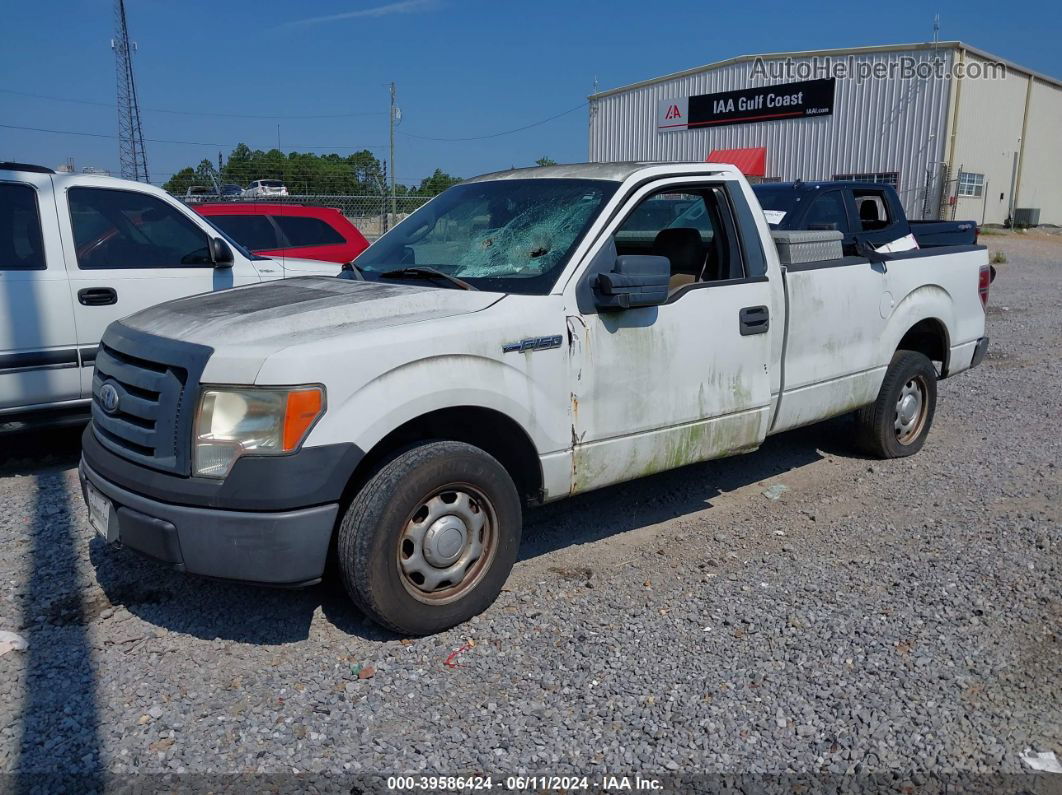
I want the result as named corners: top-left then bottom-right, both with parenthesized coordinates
top-left (389, 82), bottom-right (398, 224)
top-left (378, 160), bottom-right (388, 234)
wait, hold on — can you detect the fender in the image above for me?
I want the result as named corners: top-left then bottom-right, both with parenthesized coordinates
top-left (309, 352), bottom-right (566, 457)
top-left (879, 284), bottom-right (955, 369)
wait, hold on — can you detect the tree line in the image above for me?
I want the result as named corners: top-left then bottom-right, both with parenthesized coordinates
top-left (162, 143), bottom-right (462, 197)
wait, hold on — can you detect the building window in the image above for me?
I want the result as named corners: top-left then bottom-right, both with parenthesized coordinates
top-left (833, 172), bottom-right (899, 188)
top-left (957, 171), bottom-right (985, 197)
top-left (748, 176), bottom-right (781, 184)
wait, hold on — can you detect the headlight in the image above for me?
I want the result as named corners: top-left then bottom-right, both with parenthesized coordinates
top-left (193, 386), bottom-right (325, 478)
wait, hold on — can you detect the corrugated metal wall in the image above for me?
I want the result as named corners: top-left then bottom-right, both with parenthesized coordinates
top-left (588, 47), bottom-right (954, 217)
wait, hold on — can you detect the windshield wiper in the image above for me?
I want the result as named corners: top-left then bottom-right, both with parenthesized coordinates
top-left (380, 266), bottom-right (477, 291)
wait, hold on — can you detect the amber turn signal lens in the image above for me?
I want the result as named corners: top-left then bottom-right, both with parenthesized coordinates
top-left (282, 388), bottom-right (324, 451)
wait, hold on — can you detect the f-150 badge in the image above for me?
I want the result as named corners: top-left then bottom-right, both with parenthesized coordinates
top-left (502, 335), bottom-right (562, 354)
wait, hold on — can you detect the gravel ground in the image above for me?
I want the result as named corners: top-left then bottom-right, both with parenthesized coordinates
top-left (0, 232), bottom-right (1059, 790)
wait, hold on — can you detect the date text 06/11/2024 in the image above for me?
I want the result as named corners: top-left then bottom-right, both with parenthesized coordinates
top-left (385, 774), bottom-right (665, 791)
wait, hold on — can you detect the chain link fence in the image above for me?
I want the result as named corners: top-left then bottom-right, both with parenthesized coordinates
top-left (176, 194), bottom-right (434, 241)
top-left (910, 165), bottom-right (988, 223)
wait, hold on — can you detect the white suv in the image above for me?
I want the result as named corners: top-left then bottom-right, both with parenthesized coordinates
top-left (0, 162), bottom-right (335, 423)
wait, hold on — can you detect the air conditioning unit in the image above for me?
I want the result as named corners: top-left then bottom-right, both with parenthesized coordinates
top-left (1014, 208), bottom-right (1040, 228)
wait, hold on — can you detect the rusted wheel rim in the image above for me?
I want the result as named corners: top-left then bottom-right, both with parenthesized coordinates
top-left (894, 375), bottom-right (928, 445)
top-left (397, 485), bottom-right (497, 604)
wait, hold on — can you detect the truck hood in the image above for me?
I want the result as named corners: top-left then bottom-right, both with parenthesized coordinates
top-left (118, 277), bottom-right (503, 382)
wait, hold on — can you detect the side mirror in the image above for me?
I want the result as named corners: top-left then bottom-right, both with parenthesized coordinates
top-left (209, 237), bottom-right (234, 268)
top-left (593, 255), bottom-right (670, 310)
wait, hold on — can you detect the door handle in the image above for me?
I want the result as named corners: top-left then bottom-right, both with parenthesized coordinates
top-left (739, 305), bottom-right (769, 336)
top-left (78, 287), bottom-right (118, 306)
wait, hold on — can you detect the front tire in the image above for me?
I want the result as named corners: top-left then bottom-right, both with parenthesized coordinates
top-left (337, 441), bottom-right (522, 635)
top-left (856, 350), bottom-right (938, 458)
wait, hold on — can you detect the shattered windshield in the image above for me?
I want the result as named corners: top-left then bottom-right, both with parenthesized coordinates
top-left (354, 179), bottom-right (616, 294)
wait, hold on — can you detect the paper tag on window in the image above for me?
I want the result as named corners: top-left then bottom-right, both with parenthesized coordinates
top-left (762, 210), bottom-right (786, 225)
top-left (875, 233), bottom-right (919, 253)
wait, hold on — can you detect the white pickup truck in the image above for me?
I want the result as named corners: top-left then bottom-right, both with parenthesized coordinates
top-left (0, 162), bottom-right (337, 424)
top-left (78, 162), bottom-right (991, 635)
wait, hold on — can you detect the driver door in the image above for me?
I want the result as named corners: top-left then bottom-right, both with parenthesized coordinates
top-left (55, 186), bottom-right (257, 397)
top-left (567, 181), bottom-right (773, 494)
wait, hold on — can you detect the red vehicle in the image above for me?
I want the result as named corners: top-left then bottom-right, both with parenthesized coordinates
top-left (195, 203), bottom-right (369, 264)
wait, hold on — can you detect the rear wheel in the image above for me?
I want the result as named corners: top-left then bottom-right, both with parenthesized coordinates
top-left (337, 440), bottom-right (522, 635)
top-left (856, 350), bottom-right (937, 458)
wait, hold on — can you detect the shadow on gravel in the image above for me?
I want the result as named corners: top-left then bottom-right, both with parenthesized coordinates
top-left (15, 469), bottom-right (103, 785)
top-left (0, 423), bottom-right (84, 476)
top-left (88, 538), bottom-right (391, 643)
top-left (84, 415), bottom-right (861, 644)
top-left (0, 425), bottom-right (390, 643)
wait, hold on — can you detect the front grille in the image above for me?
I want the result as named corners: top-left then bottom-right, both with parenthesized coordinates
top-left (91, 324), bottom-right (213, 475)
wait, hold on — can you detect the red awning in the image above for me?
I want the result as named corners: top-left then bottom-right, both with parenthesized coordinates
top-left (706, 147), bottom-right (767, 177)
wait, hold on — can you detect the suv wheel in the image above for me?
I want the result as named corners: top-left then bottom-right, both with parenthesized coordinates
top-left (337, 441), bottom-right (522, 635)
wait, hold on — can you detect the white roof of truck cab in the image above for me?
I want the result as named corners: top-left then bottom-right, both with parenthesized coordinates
top-left (466, 161), bottom-right (740, 184)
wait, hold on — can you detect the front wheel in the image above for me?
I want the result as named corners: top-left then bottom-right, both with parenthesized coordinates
top-left (337, 440), bottom-right (522, 635)
top-left (856, 350), bottom-right (938, 458)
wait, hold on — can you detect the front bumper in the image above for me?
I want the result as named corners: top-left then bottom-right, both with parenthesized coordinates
top-left (80, 458), bottom-right (338, 586)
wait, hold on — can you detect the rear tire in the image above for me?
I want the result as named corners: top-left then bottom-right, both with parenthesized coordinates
top-left (856, 350), bottom-right (937, 458)
top-left (337, 440), bottom-right (522, 635)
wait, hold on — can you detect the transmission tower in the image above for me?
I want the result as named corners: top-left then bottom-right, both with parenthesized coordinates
top-left (112, 0), bottom-right (149, 181)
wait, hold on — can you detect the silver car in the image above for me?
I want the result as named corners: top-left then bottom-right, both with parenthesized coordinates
top-left (242, 179), bottom-right (289, 198)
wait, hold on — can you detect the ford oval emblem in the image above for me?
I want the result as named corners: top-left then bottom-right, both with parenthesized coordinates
top-left (99, 383), bottom-right (120, 415)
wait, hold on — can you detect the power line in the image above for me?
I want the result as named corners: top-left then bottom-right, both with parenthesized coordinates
top-left (0, 88), bottom-right (386, 120)
top-left (398, 101), bottom-right (587, 142)
top-left (141, 167), bottom-right (435, 180)
top-left (0, 122), bottom-right (387, 151)
top-left (2, 90), bottom-right (588, 146)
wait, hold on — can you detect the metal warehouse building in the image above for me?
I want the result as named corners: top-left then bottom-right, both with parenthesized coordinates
top-left (588, 42), bottom-right (1062, 226)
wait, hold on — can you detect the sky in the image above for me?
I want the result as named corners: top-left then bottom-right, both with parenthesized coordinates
top-left (2, 0), bottom-right (1060, 188)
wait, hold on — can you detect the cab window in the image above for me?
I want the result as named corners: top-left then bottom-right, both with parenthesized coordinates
top-left (613, 187), bottom-right (743, 295)
top-left (69, 188), bottom-right (212, 269)
top-left (0, 183), bottom-right (46, 271)
top-left (804, 191), bottom-right (848, 231)
top-left (853, 190), bottom-right (891, 232)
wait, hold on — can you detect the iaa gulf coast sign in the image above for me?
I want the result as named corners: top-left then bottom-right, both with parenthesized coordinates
top-left (657, 78), bottom-right (834, 131)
